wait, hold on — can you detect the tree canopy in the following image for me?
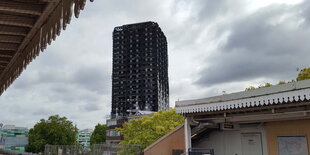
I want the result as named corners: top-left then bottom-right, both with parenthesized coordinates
top-left (296, 68), bottom-right (310, 81)
top-left (116, 109), bottom-right (184, 154)
top-left (90, 123), bottom-right (107, 145)
top-left (26, 115), bottom-right (77, 153)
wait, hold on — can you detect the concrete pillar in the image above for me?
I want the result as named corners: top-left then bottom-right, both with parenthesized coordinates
top-left (184, 117), bottom-right (192, 153)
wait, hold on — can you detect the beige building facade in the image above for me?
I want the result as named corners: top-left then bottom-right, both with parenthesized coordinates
top-left (144, 125), bottom-right (185, 155)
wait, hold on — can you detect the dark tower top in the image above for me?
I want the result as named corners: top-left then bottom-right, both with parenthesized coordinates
top-left (111, 21), bottom-right (169, 118)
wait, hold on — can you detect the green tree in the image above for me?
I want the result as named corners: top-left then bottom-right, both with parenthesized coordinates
top-left (258, 83), bottom-right (272, 88)
top-left (296, 68), bottom-right (310, 81)
top-left (245, 86), bottom-right (256, 91)
top-left (277, 81), bottom-right (286, 85)
top-left (245, 83), bottom-right (272, 91)
top-left (90, 124), bottom-right (107, 145)
top-left (116, 109), bottom-right (184, 154)
top-left (26, 115), bottom-right (78, 153)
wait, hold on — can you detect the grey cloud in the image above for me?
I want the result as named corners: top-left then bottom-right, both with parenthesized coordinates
top-left (13, 63), bottom-right (110, 94)
top-left (194, 0), bottom-right (245, 21)
top-left (301, 0), bottom-right (310, 24)
top-left (32, 108), bottom-right (52, 116)
top-left (13, 74), bottom-right (38, 90)
top-left (73, 66), bottom-right (111, 93)
top-left (83, 103), bottom-right (101, 112)
top-left (196, 3), bottom-right (310, 86)
top-left (84, 0), bottom-right (168, 21)
top-left (170, 0), bottom-right (244, 21)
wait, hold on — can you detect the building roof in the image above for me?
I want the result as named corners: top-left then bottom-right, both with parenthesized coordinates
top-left (176, 79), bottom-right (310, 114)
top-left (79, 129), bottom-right (93, 133)
top-left (0, 0), bottom-right (93, 95)
top-left (1, 125), bottom-right (27, 130)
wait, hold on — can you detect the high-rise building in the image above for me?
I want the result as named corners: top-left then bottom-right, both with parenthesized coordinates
top-left (111, 21), bottom-right (169, 117)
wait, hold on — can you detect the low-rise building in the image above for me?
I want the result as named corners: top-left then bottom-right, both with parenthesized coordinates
top-left (0, 125), bottom-right (28, 152)
top-left (106, 112), bottom-right (153, 145)
top-left (106, 117), bottom-right (127, 145)
top-left (142, 79), bottom-right (310, 155)
top-left (77, 129), bottom-right (93, 148)
top-left (105, 113), bottom-right (153, 155)
top-left (175, 79), bottom-right (310, 155)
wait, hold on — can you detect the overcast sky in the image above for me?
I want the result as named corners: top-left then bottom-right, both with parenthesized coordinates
top-left (1, 0), bottom-right (310, 129)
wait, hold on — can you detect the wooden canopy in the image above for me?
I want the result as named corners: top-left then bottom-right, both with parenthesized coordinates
top-left (0, 0), bottom-right (93, 95)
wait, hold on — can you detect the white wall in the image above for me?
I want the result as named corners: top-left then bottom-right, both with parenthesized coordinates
top-left (193, 124), bottom-right (268, 155)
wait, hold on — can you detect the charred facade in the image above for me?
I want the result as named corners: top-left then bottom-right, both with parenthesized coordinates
top-left (111, 22), bottom-right (169, 117)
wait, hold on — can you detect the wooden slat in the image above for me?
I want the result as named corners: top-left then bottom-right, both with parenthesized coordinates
top-left (0, 43), bottom-right (18, 51)
top-left (15, 0), bottom-right (58, 3)
top-left (0, 62), bottom-right (8, 65)
top-left (0, 51), bottom-right (15, 58)
top-left (9, 0), bottom-right (44, 3)
top-left (41, 0), bottom-right (60, 2)
top-left (0, 14), bottom-right (36, 28)
top-left (0, 21), bottom-right (33, 28)
top-left (0, 0), bottom-right (44, 16)
top-left (0, 35), bottom-right (23, 44)
top-left (0, 31), bottom-right (27, 36)
top-left (0, 25), bottom-right (28, 36)
top-left (0, 54), bottom-right (13, 58)
top-left (0, 56), bottom-right (10, 61)
top-left (0, 60), bottom-right (10, 64)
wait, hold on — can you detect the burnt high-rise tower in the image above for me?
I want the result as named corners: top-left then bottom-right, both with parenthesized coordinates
top-left (111, 21), bottom-right (169, 117)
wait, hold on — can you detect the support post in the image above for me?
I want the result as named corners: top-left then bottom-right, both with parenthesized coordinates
top-left (184, 117), bottom-right (192, 153)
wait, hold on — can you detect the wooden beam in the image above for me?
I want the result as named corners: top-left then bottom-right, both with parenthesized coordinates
top-left (0, 57), bottom-right (11, 62)
top-left (0, 54), bottom-right (12, 58)
top-left (0, 43), bottom-right (18, 51)
top-left (0, 30), bottom-right (27, 36)
top-left (0, 60), bottom-right (9, 64)
top-left (0, 25), bottom-right (29, 36)
top-left (0, 50), bottom-right (15, 56)
top-left (0, 35), bottom-right (23, 44)
top-left (0, 14), bottom-right (35, 28)
top-left (0, 21), bottom-right (33, 28)
top-left (40, 0), bottom-right (60, 2)
top-left (0, 41), bottom-right (22, 44)
top-left (0, 1), bottom-right (44, 16)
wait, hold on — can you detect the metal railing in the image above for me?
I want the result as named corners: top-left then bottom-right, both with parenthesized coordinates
top-left (188, 148), bottom-right (214, 155)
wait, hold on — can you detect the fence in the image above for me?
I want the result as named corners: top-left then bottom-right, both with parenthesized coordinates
top-left (44, 145), bottom-right (87, 155)
top-left (44, 143), bottom-right (143, 155)
top-left (0, 148), bottom-right (37, 155)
